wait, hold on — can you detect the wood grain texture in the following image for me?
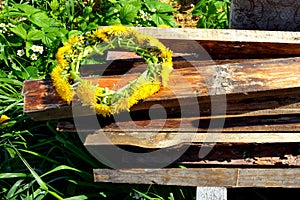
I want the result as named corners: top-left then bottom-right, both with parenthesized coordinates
top-left (175, 143), bottom-right (300, 167)
top-left (93, 168), bottom-right (300, 188)
top-left (23, 57), bottom-right (300, 121)
top-left (130, 26), bottom-right (300, 59)
top-left (93, 27), bottom-right (300, 59)
top-left (57, 114), bottom-right (300, 148)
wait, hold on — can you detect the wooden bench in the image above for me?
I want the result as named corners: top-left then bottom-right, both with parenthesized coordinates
top-left (23, 27), bottom-right (300, 199)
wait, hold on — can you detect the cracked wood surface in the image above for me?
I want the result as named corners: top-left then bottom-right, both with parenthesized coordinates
top-left (23, 57), bottom-right (300, 121)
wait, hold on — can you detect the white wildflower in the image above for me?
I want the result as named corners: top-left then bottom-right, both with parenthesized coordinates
top-left (30, 53), bottom-right (38, 60)
top-left (151, 8), bottom-right (156, 12)
top-left (37, 46), bottom-right (44, 54)
top-left (0, 23), bottom-right (5, 28)
top-left (17, 49), bottom-right (25, 57)
top-left (31, 45), bottom-right (43, 54)
top-left (8, 23), bottom-right (15, 28)
top-left (113, 8), bottom-right (118, 13)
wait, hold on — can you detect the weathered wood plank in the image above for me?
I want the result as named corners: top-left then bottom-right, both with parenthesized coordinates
top-left (87, 143), bottom-right (300, 167)
top-left (57, 114), bottom-right (300, 148)
top-left (93, 168), bottom-right (300, 188)
top-left (132, 27), bottom-right (300, 44)
top-left (128, 27), bottom-right (300, 59)
top-left (81, 132), bottom-right (300, 148)
top-left (175, 143), bottom-right (300, 167)
top-left (23, 57), bottom-right (300, 121)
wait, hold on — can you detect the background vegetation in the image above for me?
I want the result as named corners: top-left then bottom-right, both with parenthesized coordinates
top-left (0, 0), bottom-right (232, 199)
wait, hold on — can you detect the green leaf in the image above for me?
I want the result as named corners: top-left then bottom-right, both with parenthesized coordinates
top-left (106, 17), bottom-right (122, 25)
top-left (27, 30), bottom-right (44, 41)
top-left (119, 0), bottom-right (141, 7)
top-left (119, 4), bottom-right (139, 24)
top-left (5, 147), bottom-right (16, 158)
top-left (68, 30), bottom-right (82, 38)
top-left (7, 179), bottom-right (25, 199)
top-left (26, 41), bottom-right (33, 57)
top-left (10, 24), bottom-right (27, 40)
top-left (0, 78), bottom-right (23, 86)
top-left (14, 3), bottom-right (41, 15)
top-left (191, 1), bottom-right (207, 16)
top-left (0, 70), bottom-right (7, 78)
top-left (152, 13), bottom-right (176, 27)
top-left (43, 27), bottom-right (68, 37)
top-left (145, 0), bottom-right (175, 13)
top-left (25, 66), bottom-right (39, 79)
top-left (9, 142), bottom-right (48, 191)
top-left (29, 12), bottom-right (57, 28)
top-left (64, 195), bottom-right (88, 200)
top-left (207, 4), bottom-right (217, 15)
top-left (10, 62), bottom-right (22, 72)
top-left (0, 173), bottom-right (30, 179)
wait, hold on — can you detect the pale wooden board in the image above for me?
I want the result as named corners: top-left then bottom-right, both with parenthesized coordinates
top-left (130, 27), bottom-right (300, 44)
top-left (119, 27), bottom-right (300, 59)
top-left (93, 168), bottom-right (300, 188)
top-left (57, 113), bottom-right (300, 148)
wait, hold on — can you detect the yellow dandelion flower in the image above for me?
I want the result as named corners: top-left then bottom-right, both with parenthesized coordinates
top-left (101, 25), bottom-right (131, 37)
top-left (161, 48), bottom-right (172, 60)
top-left (161, 62), bottom-right (173, 86)
top-left (148, 37), bottom-right (161, 48)
top-left (128, 82), bottom-right (160, 108)
top-left (56, 45), bottom-right (72, 68)
top-left (134, 33), bottom-right (150, 45)
top-left (51, 65), bottom-right (73, 104)
top-left (93, 104), bottom-right (112, 117)
top-left (94, 29), bottom-right (108, 42)
top-left (67, 35), bottom-right (83, 46)
top-left (111, 98), bottom-right (130, 114)
top-left (0, 115), bottom-right (10, 127)
top-left (76, 80), bottom-right (96, 105)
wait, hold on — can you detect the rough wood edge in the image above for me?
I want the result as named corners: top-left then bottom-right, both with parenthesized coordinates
top-left (82, 132), bottom-right (300, 148)
top-left (93, 168), bottom-right (300, 188)
top-left (109, 26), bottom-right (300, 44)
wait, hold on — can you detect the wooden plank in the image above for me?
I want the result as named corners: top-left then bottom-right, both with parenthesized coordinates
top-left (196, 187), bottom-right (227, 200)
top-left (57, 114), bottom-right (300, 148)
top-left (131, 27), bottom-right (300, 44)
top-left (93, 168), bottom-right (300, 188)
top-left (129, 27), bottom-right (300, 59)
top-left (81, 132), bottom-right (300, 148)
top-left (23, 57), bottom-right (300, 121)
top-left (89, 143), bottom-right (300, 167)
top-left (174, 143), bottom-right (300, 167)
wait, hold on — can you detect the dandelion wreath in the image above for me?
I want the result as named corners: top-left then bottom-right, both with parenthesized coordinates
top-left (51, 25), bottom-right (173, 117)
